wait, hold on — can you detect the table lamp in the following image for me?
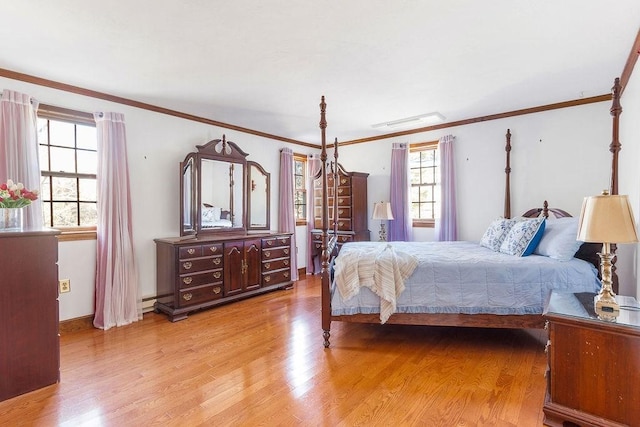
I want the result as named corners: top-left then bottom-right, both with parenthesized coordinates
top-left (577, 191), bottom-right (639, 320)
top-left (372, 201), bottom-right (394, 241)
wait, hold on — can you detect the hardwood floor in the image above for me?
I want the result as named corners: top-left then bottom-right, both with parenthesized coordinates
top-left (0, 275), bottom-right (547, 426)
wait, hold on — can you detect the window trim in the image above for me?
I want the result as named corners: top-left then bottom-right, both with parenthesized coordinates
top-left (293, 153), bottom-right (308, 226)
top-left (409, 141), bottom-right (438, 229)
top-left (38, 104), bottom-right (97, 241)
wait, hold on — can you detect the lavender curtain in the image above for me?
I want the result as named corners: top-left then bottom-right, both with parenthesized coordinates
top-left (388, 143), bottom-right (412, 241)
top-left (435, 135), bottom-right (457, 241)
top-left (279, 148), bottom-right (299, 281)
top-left (93, 112), bottom-right (141, 330)
top-left (306, 155), bottom-right (322, 274)
top-left (0, 90), bottom-right (43, 228)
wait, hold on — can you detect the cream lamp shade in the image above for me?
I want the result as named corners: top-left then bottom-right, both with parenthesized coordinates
top-left (372, 202), bottom-right (394, 220)
top-left (577, 194), bottom-right (639, 244)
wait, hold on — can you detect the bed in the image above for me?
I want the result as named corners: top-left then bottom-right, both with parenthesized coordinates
top-left (318, 79), bottom-right (623, 347)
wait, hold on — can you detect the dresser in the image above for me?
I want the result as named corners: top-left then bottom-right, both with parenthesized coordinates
top-left (543, 291), bottom-right (640, 426)
top-left (311, 164), bottom-right (369, 263)
top-left (0, 228), bottom-right (61, 402)
top-left (154, 232), bottom-right (293, 321)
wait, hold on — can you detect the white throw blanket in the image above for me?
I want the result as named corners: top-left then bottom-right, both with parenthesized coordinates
top-left (334, 243), bottom-right (418, 323)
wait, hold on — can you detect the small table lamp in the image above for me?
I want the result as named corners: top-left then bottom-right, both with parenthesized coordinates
top-left (372, 201), bottom-right (394, 241)
top-left (577, 191), bottom-right (639, 320)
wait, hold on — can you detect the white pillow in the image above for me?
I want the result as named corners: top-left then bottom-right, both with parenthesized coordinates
top-left (479, 218), bottom-right (517, 251)
top-left (534, 217), bottom-right (583, 261)
top-left (202, 206), bottom-right (222, 222)
top-left (499, 217), bottom-right (546, 257)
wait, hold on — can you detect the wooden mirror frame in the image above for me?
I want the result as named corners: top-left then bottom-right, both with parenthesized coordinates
top-left (180, 135), bottom-right (248, 236)
top-left (247, 160), bottom-right (271, 231)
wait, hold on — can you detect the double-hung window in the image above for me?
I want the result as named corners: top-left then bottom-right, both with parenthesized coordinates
top-left (409, 141), bottom-right (439, 227)
top-left (37, 105), bottom-right (98, 240)
top-left (293, 153), bottom-right (307, 225)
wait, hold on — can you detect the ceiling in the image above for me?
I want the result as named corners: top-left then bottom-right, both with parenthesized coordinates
top-left (1, 1), bottom-right (639, 144)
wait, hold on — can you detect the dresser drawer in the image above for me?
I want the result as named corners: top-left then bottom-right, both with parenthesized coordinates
top-left (201, 243), bottom-right (223, 256)
top-left (262, 258), bottom-right (290, 272)
top-left (336, 218), bottom-right (352, 231)
top-left (177, 269), bottom-right (223, 289)
top-left (262, 246), bottom-right (290, 260)
top-left (262, 269), bottom-right (291, 286)
top-left (178, 283), bottom-right (224, 306)
top-left (336, 196), bottom-right (351, 207)
top-left (179, 245), bottom-right (202, 259)
top-left (262, 236), bottom-right (290, 249)
top-left (335, 185), bottom-right (351, 196)
top-left (336, 206), bottom-right (351, 219)
top-left (178, 255), bottom-right (223, 274)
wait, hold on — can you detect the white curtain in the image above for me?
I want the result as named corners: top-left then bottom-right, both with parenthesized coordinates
top-left (0, 90), bottom-right (43, 228)
top-left (278, 148), bottom-right (299, 281)
top-left (93, 112), bottom-right (141, 330)
top-left (435, 134), bottom-right (457, 241)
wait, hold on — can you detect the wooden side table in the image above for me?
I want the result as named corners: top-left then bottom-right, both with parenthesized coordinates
top-left (543, 291), bottom-right (640, 426)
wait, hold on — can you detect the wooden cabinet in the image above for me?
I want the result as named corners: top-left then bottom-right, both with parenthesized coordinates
top-left (0, 229), bottom-right (60, 402)
top-left (312, 164), bottom-right (369, 264)
top-left (155, 232), bottom-right (293, 321)
top-left (543, 291), bottom-right (640, 427)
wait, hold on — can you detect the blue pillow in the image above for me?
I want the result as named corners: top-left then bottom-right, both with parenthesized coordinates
top-left (499, 218), bottom-right (546, 257)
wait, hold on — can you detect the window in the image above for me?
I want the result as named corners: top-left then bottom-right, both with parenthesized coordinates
top-left (409, 141), bottom-right (439, 227)
top-left (293, 153), bottom-right (307, 225)
top-left (37, 105), bottom-right (98, 239)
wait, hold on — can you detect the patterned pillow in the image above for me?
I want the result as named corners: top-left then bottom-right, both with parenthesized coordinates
top-left (479, 218), bottom-right (517, 251)
top-left (499, 218), bottom-right (546, 257)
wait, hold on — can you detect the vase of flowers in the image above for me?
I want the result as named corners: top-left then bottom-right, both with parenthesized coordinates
top-left (0, 179), bottom-right (39, 230)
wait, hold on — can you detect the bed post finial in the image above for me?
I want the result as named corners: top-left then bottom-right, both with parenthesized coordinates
top-left (504, 129), bottom-right (512, 219)
top-left (542, 200), bottom-right (549, 218)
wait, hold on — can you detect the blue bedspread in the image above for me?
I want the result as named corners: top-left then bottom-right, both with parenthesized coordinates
top-left (331, 241), bottom-right (601, 318)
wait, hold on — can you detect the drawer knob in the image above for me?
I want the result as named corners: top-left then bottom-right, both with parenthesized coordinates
top-left (284, 249), bottom-right (289, 255)
top-left (267, 240), bottom-right (273, 246)
top-left (213, 286), bottom-right (221, 295)
top-left (265, 276), bottom-right (271, 283)
top-left (338, 222), bottom-right (344, 227)
top-left (213, 258), bottom-right (221, 265)
top-left (187, 248), bottom-right (195, 255)
top-left (338, 188), bottom-right (344, 194)
top-left (265, 262), bottom-right (271, 269)
top-left (338, 209), bottom-right (344, 215)
top-left (210, 246), bottom-right (218, 253)
top-left (341, 178), bottom-right (347, 184)
top-left (213, 272), bottom-right (222, 279)
top-left (183, 277), bottom-right (193, 285)
top-left (183, 261), bottom-right (192, 270)
top-left (264, 251), bottom-right (271, 258)
top-left (284, 272), bottom-right (289, 278)
top-left (284, 260), bottom-right (289, 266)
top-left (182, 293), bottom-right (193, 301)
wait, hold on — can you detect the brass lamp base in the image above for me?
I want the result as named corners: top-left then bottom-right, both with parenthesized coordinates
top-left (595, 246), bottom-right (619, 321)
top-left (594, 293), bottom-right (619, 321)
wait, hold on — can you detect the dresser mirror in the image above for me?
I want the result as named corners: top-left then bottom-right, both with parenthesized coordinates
top-left (247, 161), bottom-right (270, 230)
top-left (180, 135), bottom-right (269, 236)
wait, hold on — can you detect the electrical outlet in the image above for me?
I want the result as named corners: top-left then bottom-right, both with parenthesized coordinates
top-left (59, 279), bottom-right (71, 293)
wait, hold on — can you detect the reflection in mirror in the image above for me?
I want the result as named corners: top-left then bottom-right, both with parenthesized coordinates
top-left (181, 156), bottom-right (195, 235)
top-left (200, 159), bottom-right (244, 229)
top-left (247, 161), bottom-right (270, 230)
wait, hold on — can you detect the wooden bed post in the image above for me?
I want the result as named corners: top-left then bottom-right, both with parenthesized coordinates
top-left (504, 129), bottom-right (512, 219)
top-left (319, 97), bottom-right (332, 347)
top-left (609, 78), bottom-right (622, 294)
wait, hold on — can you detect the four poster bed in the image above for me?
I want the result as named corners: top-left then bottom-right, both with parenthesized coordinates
top-left (318, 79), bottom-right (623, 348)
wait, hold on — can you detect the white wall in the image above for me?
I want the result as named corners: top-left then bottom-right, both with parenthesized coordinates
top-left (340, 102), bottom-right (611, 238)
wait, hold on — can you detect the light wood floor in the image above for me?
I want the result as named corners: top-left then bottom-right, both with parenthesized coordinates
top-left (0, 275), bottom-right (548, 426)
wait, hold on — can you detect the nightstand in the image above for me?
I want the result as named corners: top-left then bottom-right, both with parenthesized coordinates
top-left (543, 291), bottom-right (640, 427)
